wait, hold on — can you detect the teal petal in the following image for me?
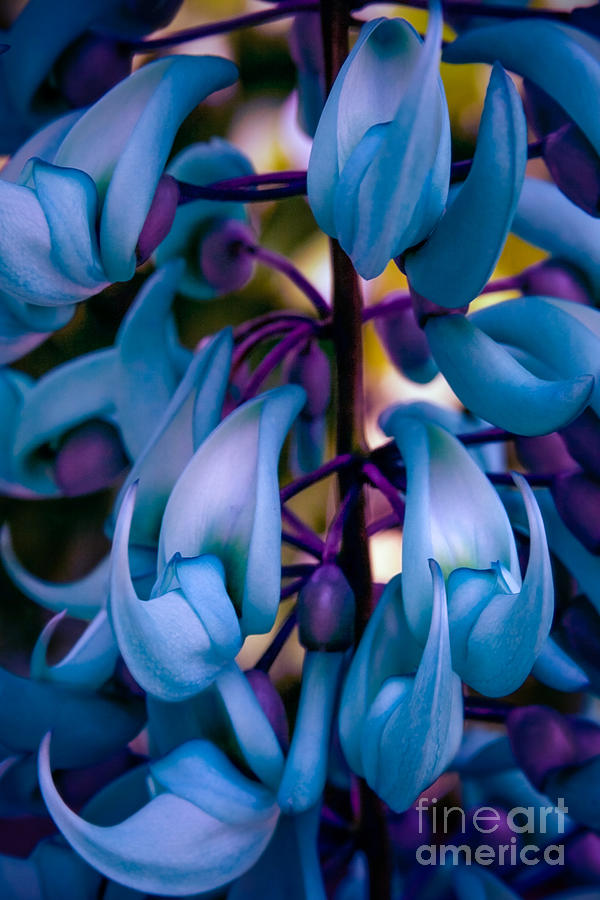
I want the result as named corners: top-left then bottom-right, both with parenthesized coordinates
top-left (30, 610), bottom-right (118, 692)
top-left (381, 411), bottom-right (517, 640)
top-left (39, 734), bottom-right (279, 896)
top-left (158, 385), bottom-right (306, 635)
top-left (425, 313), bottom-right (593, 435)
top-left (54, 56), bottom-right (239, 282)
top-left (405, 64), bottom-right (526, 307)
top-left (532, 636), bottom-right (590, 693)
top-left (110, 485), bottom-right (242, 701)
top-left (0, 111), bottom-right (82, 183)
top-left (444, 20), bottom-right (600, 156)
top-left (471, 296), bottom-right (600, 417)
top-left (361, 562), bottom-right (463, 812)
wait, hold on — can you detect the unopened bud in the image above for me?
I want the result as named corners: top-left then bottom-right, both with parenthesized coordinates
top-left (297, 564), bottom-right (355, 652)
top-left (136, 175), bottom-right (180, 266)
top-left (199, 220), bottom-right (255, 294)
top-left (543, 123), bottom-right (600, 218)
top-left (551, 470), bottom-right (600, 554)
top-left (54, 420), bottom-right (128, 496)
top-left (55, 34), bottom-right (133, 109)
top-left (507, 706), bottom-right (576, 790)
top-left (514, 433), bottom-right (576, 476)
top-left (560, 408), bottom-right (600, 479)
top-left (520, 260), bottom-right (592, 305)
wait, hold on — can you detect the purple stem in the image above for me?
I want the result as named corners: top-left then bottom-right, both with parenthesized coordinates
top-left (323, 485), bottom-right (359, 563)
top-left (127, 1), bottom-right (320, 52)
top-left (358, 0), bottom-right (571, 22)
top-left (282, 506), bottom-right (325, 555)
top-left (239, 324), bottom-right (314, 401)
top-left (363, 294), bottom-right (412, 322)
top-left (458, 427), bottom-right (514, 445)
top-left (214, 171), bottom-right (308, 189)
top-left (232, 319), bottom-right (307, 373)
top-left (177, 180), bottom-right (307, 203)
top-left (366, 512), bottom-right (402, 536)
top-left (282, 530), bottom-right (323, 558)
top-left (452, 138), bottom-right (545, 183)
top-left (488, 471), bottom-right (554, 487)
top-left (280, 453), bottom-right (356, 503)
top-left (281, 577), bottom-right (308, 600)
top-left (255, 607), bottom-right (299, 672)
top-left (234, 310), bottom-right (313, 342)
top-left (248, 245), bottom-right (330, 319)
top-left (363, 462), bottom-right (406, 523)
top-left (282, 563), bottom-right (318, 578)
top-left (464, 695), bottom-right (513, 722)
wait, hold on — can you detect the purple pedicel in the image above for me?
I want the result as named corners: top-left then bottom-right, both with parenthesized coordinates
top-left (544, 123), bottom-right (600, 218)
top-left (374, 295), bottom-right (437, 385)
top-left (551, 470), bottom-right (600, 554)
top-left (520, 260), bottom-right (592, 305)
top-left (514, 433), bottom-right (577, 476)
top-left (135, 174), bottom-right (180, 266)
top-left (296, 564), bottom-right (355, 652)
top-left (287, 341), bottom-right (331, 420)
top-left (54, 34), bottom-right (133, 109)
top-left (409, 288), bottom-right (469, 329)
top-left (522, 79), bottom-right (571, 140)
top-left (199, 220), bottom-right (256, 293)
top-left (560, 408), bottom-right (600, 480)
top-left (54, 420), bottom-right (128, 497)
top-left (506, 706), bottom-right (577, 790)
top-left (244, 669), bottom-right (290, 751)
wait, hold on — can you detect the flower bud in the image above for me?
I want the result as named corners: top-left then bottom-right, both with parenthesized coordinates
top-left (520, 260), bottom-right (592, 305)
top-left (136, 175), bottom-right (180, 266)
top-left (375, 296), bottom-right (437, 384)
top-left (507, 706), bottom-right (576, 790)
top-left (543, 123), bottom-right (600, 218)
top-left (199, 220), bottom-right (255, 294)
top-left (522, 78), bottom-right (570, 139)
top-left (54, 34), bottom-right (133, 109)
top-left (54, 420), bottom-right (128, 496)
top-left (560, 408), bottom-right (600, 479)
top-left (297, 564), bottom-right (355, 652)
top-left (287, 342), bottom-right (330, 420)
top-left (244, 669), bottom-right (289, 751)
top-left (551, 470), bottom-right (600, 554)
top-left (514, 433), bottom-right (576, 476)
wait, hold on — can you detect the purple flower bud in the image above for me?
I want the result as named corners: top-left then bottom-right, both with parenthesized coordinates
top-left (462, 807), bottom-right (514, 868)
top-left (297, 564), bottom-right (356, 652)
top-left (565, 829), bottom-right (600, 881)
top-left (570, 717), bottom-right (600, 765)
top-left (54, 420), bottom-right (128, 497)
top-left (244, 668), bottom-right (289, 751)
top-left (287, 342), bottom-right (330, 419)
top-left (551, 470), bottom-right (600, 554)
top-left (514, 433), bottom-right (576, 476)
top-left (543, 123), bottom-right (600, 218)
top-left (410, 289), bottom-right (469, 329)
top-left (199, 220), bottom-right (256, 294)
top-left (136, 174), bottom-right (180, 266)
top-left (54, 34), bottom-right (133, 109)
top-left (506, 706), bottom-right (577, 790)
top-left (522, 79), bottom-right (571, 139)
top-left (560, 408), bottom-right (600, 479)
top-left (374, 296), bottom-right (437, 384)
top-left (520, 260), bottom-right (592, 305)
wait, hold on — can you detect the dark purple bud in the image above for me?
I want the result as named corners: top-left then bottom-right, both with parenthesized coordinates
top-left (287, 341), bottom-right (330, 419)
top-left (463, 807), bottom-right (515, 868)
top-left (136, 174), bottom-right (180, 266)
top-left (124, 0), bottom-right (184, 29)
top-left (565, 829), bottom-right (600, 881)
top-left (543, 123), bottom-right (600, 218)
top-left (410, 289), bottom-right (469, 329)
top-left (199, 220), bottom-right (256, 294)
top-left (297, 564), bottom-right (355, 652)
top-left (506, 706), bottom-right (577, 790)
top-left (551, 470), bottom-right (600, 554)
top-left (522, 79), bottom-right (571, 139)
top-left (54, 420), bottom-right (128, 496)
top-left (244, 669), bottom-right (289, 751)
top-left (375, 296), bottom-right (437, 384)
top-left (514, 433), bottom-right (576, 476)
top-left (569, 717), bottom-right (600, 765)
top-left (561, 600), bottom-right (600, 684)
top-left (560, 408), bottom-right (600, 479)
top-left (54, 34), bottom-right (133, 109)
top-left (520, 260), bottom-right (592, 305)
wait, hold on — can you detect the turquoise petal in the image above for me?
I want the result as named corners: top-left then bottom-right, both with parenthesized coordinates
top-left (405, 64), bottom-right (526, 307)
top-left (158, 385), bottom-right (305, 635)
top-left (532, 636), bottom-right (590, 693)
top-left (444, 20), bottom-right (600, 156)
top-left (30, 610), bottom-right (118, 692)
top-left (361, 562), bottom-right (463, 812)
top-left (39, 734), bottom-right (279, 896)
top-left (0, 110), bottom-right (82, 183)
top-left (381, 411), bottom-right (517, 640)
top-left (54, 56), bottom-right (239, 282)
top-left (425, 313), bottom-right (593, 435)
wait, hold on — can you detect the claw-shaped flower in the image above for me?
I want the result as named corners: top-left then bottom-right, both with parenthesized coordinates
top-left (382, 409), bottom-right (554, 695)
top-left (307, 0), bottom-right (450, 279)
top-left (339, 563), bottom-right (463, 812)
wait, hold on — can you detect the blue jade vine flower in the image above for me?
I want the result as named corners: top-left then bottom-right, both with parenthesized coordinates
top-left (307, 0), bottom-right (450, 280)
top-left (0, 52), bottom-right (237, 362)
top-left (0, 0), bottom-right (183, 153)
top-left (154, 139), bottom-right (255, 300)
top-left (339, 562), bottom-right (463, 812)
top-left (108, 385), bottom-right (305, 701)
top-left (423, 295), bottom-right (599, 436)
top-left (382, 407), bottom-right (554, 696)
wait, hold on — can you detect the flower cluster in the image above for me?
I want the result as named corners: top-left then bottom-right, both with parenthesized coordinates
top-left (1, 0), bottom-right (600, 898)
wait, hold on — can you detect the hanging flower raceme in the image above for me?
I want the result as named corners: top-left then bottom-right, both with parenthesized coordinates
top-left (109, 385), bottom-right (305, 701)
top-left (307, 0), bottom-right (450, 279)
top-left (339, 563), bottom-right (463, 812)
top-left (382, 408), bottom-right (554, 696)
top-left (0, 0), bottom-right (184, 153)
top-left (0, 52), bottom-right (238, 362)
top-left (423, 295), bottom-right (598, 435)
top-left (154, 139), bottom-right (256, 300)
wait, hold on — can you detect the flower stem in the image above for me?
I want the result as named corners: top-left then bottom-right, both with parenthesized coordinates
top-left (239, 324), bottom-right (314, 400)
top-left (248, 245), bottom-right (330, 318)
